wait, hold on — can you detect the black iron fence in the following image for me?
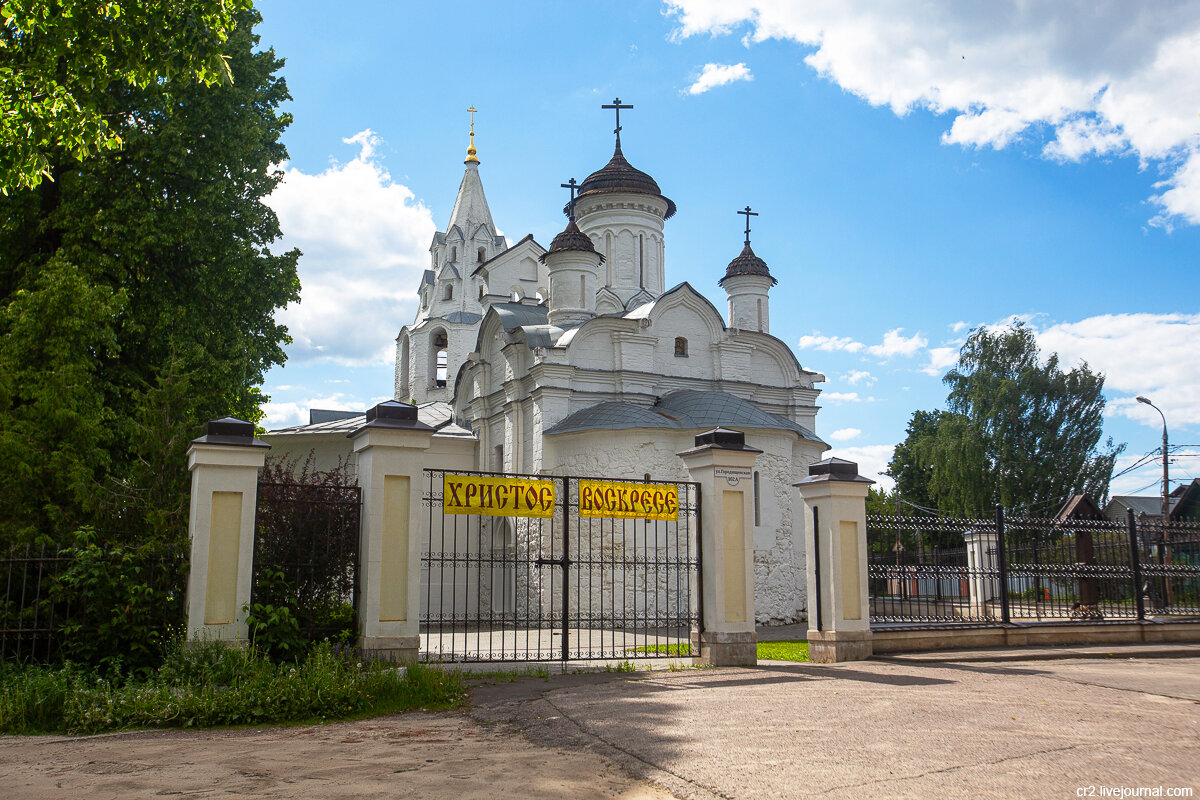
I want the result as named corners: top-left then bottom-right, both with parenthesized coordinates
top-left (0, 537), bottom-right (187, 665)
top-left (252, 481), bottom-right (362, 645)
top-left (868, 508), bottom-right (1200, 627)
top-left (420, 469), bottom-right (701, 662)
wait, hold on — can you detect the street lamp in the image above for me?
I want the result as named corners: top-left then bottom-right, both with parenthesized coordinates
top-left (1136, 395), bottom-right (1172, 608)
top-left (1135, 396), bottom-right (1169, 522)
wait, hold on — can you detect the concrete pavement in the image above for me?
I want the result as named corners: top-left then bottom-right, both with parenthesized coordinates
top-left (470, 647), bottom-right (1200, 800)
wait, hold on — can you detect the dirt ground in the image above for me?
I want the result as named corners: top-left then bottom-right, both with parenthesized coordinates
top-left (0, 711), bottom-right (673, 799)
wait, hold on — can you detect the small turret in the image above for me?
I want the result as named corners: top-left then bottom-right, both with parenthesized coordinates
top-left (541, 179), bottom-right (604, 328)
top-left (719, 206), bottom-right (776, 333)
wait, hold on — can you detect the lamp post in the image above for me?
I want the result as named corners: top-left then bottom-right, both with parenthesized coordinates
top-left (1136, 395), bottom-right (1172, 607)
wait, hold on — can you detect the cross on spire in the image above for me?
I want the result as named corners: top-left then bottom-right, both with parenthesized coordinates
top-left (465, 105), bottom-right (479, 164)
top-left (467, 105), bottom-right (477, 132)
top-left (738, 205), bottom-right (758, 246)
top-left (560, 178), bottom-right (580, 220)
top-left (601, 97), bottom-right (633, 147)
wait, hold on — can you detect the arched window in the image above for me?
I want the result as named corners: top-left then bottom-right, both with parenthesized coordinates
top-left (443, 283), bottom-right (454, 300)
top-left (430, 328), bottom-right (449, 388)
top-left (674, 337), bottom-right (688, 357)
top-left (477, 246), bottom-right (486, 263)
top-left (753, 471), bottom-right (761, 525)
top-left (478, 283), bottom-right (487, 300)
top-left (450, 246), bottom-right (457, 262)
top-left (399, 337), bottom-right (410, 398)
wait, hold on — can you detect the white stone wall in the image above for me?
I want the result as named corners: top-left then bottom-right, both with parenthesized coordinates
top-left (545, 427), bottom-right (818, 624)
top-left (576, 193), bottom-right (668, 305)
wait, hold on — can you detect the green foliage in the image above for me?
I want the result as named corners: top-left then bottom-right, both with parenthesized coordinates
top-left (252, 455), bottom-right (359, 648)
top-left (887, 325), bottom-right (1124, 517)
top-left (51, 528), bottom-right (187, 677)
top-left (0, 8), bottom-right (299, 547)
top-left (626, 643), bottom-right (694, 656)
top-left (0, 0), bottom-right (253, 191)
top-left (244, 569), bottom-right (306, 663)
top-left (756, 640), bottom-right (809, 662)
top-left (0, 641), bottom-right (466, 735)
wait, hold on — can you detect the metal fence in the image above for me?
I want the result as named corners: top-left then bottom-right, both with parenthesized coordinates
top-left (252, 481), bottom-right (362, 645)
top-left (0, 538), bottom-right (187, 663)
top-left (868, 508), bottom-right (1200, 627)
top-left (420, 469), bottom-right (702, 663)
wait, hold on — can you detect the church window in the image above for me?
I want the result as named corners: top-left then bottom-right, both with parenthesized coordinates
top-left (494, 444), bottom-right (504, 472)
top-left (443, 283), bottom-right (454, 300)
top-left (479, 283), bottom-right (486, 300)
top-left (638, 233), bottom-right (645, 288)
top-left (753, 471), bottom-right (761, 526)
top-left (430, 328), bottom-right (449, 388)
top-left (478, 246), bottom-right (486, 263)
top-left (674, 337), bottom-right (688, 358)
top-left (399, 337), bottom-right (410, 397)
top-left (451, 246), bottom-right (457, 262)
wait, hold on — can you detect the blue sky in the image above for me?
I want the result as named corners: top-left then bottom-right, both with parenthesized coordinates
top-left (253, 1), bottom-right (1200, 496)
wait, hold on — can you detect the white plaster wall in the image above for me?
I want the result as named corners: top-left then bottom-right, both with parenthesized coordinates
top-left (576, 194), bottom-right (667, 302)
top-left (545, 427), bottom-right (813, 624)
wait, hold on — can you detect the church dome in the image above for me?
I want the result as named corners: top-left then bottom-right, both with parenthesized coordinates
top-left (575, 143), bottom-right (677, 219)
top-left (540, 218), bottom-right (604, 263)
top-left (719, 243), bottom-right (777, 286)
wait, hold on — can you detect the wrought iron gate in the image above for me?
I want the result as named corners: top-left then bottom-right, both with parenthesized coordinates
top-left (420, 469), bottom-right (701, 662)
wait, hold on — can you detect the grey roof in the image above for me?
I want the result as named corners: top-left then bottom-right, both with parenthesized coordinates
top-left (1106, 495), bottom-right (1174, 517)
top-left (423, 270), bottom-right (435, 285)
top-left (471, 233), bottom-right (543, 276)
top-left (492, 302), bottom-right (549, 331)
top-left (310, 409), bottom-right (363, 425)
top-left (267, 402), bottom-right (472, 437)
top-left (545, 390), bottom-right (823, 443)
top-left (445, 311), bottom-right (482, 324)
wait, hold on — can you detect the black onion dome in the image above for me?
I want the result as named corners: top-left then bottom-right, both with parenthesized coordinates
top-left (539, 218), bottom-right (605, 263)
top-left (719, 243), bottom-right (777, 286)
top-left (573, 143), bottom-right (677, 219)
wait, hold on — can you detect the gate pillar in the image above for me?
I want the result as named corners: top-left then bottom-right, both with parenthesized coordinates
top-left (795, 458), bottom-right (874, 663)
top-left (350, 401), bottom-right (435, 660)
top-left (185, 417), bottom-right (270, 644)
top-left (678, 428), bottom-right (760, 666)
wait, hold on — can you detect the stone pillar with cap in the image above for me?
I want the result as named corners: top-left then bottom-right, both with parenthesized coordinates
top-left (185, 417), bottom-right (270, 644)
top-left (677, 427), bottom-right (760, 666)
top-left (794, 458), bottom-right (874, 663)
top-left (349, 400), bottom-right (435, 659)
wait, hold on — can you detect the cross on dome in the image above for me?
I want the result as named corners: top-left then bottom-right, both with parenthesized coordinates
top-left (601, 97), bottom-right (633, 148)
top-left (738, 205), bottom-right (758, 246)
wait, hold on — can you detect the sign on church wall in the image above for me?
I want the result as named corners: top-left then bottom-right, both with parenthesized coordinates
top-left (443, 474), bottom-right (556, 518)
top-left (579, 480), bottom-right (679, 521)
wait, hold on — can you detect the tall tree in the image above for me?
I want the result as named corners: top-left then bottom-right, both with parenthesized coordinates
top-left (887, 324), bottom-right (1124, 517)
top-left (0, 0), bottom-right (251, 192)
top-left (0, 7), bottom-right (298, 545)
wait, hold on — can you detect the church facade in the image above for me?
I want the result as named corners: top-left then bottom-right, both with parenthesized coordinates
top-left (269, 110), bottom-right (829, 624)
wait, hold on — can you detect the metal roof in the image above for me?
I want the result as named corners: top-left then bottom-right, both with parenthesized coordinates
top-left (545, 390), bottom-right (823, 443)
top-left (491, 302), bottom-right (549, 331)
top-left (267, 402), bottom-right (471, 437)
top-left (445, 311), bottom-right (482, 324)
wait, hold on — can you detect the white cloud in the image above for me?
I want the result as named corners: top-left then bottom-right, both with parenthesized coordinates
top-left (840, 369), bottom-right (875, 386)
top-left (950, 321), bottom-right (970, 333)
top-left (866, 328), bottom-right (928, 358)
top-left (823, 392), bottom-right (877, 403)
top-left (829, 427), bottom-right (862, 442)
top-left (921, 345), bottom-right (961, 376)
top-left (666, 1), bottom-right (1200, 227)
top-left (261, 391), bottom-right (390, 429)
top-left (266, 130), bottom-right (437, 366)
top-left (797, 333), bottom-right (864, 352)
top-left (1033, 312), bottom-right (1200, 433)
top-left (826, 444), bottom-right (896, 491)
top-left (687, 62), bottom-right (753, 95)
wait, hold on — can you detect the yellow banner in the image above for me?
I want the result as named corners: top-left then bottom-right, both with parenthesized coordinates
top-left (443, 474), bottom-right (556, 518)
top-left (578, 480), bottom-right (679, 521)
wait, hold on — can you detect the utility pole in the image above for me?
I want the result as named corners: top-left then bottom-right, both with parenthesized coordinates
top-left (1137, 395), bottom-right (1172, 607)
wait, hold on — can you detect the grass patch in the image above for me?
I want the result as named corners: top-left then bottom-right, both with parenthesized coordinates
top-left (757, 640), bottom-right (809, 662)
top-left (626, 643), bottom-right (695, 657)
top-left (0, 640), bottom-right (464, 735)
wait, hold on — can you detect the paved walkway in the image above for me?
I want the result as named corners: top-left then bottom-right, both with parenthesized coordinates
top-left (471, 645), bottom-right (1200, 799)
top-left (2, 645), bottom-right (1197, 799)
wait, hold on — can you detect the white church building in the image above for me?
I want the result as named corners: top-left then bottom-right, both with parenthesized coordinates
top-left (266, 109), bottom-right (830, 624)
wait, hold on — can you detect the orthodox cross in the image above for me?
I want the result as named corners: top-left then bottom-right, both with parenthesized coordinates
top-left (738, 205), bottom-right (758, 246)
top-left (601, 97), bottom-right (633, 147)
top-left (560, 178), bottom-right (580, 220)
top-left (467, 105), bottom-right (477, 133)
